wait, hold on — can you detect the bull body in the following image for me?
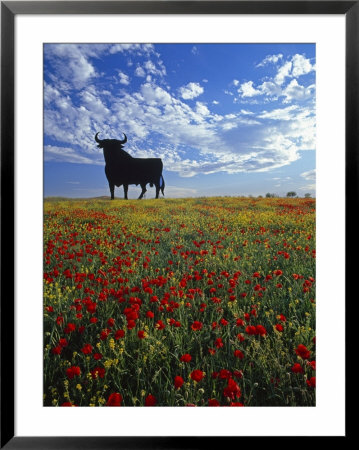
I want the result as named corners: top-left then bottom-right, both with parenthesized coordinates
top-left (95, 132), bottom-right (165, 200)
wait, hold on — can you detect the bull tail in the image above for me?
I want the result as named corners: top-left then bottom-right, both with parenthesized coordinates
top-left (160, 175), bottom-right (165, 196)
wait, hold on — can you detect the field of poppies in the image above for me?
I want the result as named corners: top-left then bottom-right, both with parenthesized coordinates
top-left (43, 196), bottom-right (315, 407)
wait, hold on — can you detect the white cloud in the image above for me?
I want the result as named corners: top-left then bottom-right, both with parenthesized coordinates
top-left (256, 53), bottom-right (283, 67)
top-left (191, 46), bottom-right (199, 55)
top-left (301, 169), bottom-right (316, 180)
top-left (108, 44), bottom-right (154, 55)
top-left (240, 109), bottom-right (254, 115)
top-left (140, 83), bottom-right (172, 105)
top-left (144, 60), bottom-right (167, 78)
top-left (238, 81), bottom-right (262, 97)
top-left (258, 105), bottom-right (299, 121)
top-left (236, 53), bottom-right (315, 104)
top-left (179, 82), bottom-right (204, 100)
top-left (196, 102), bottom-right (210, 116)
top-left (257, 81), bottom-right (282, 98)
top-left (291, 54), bottom-right (315, 77)
top-left (45, 145), bottom-right (103, 165)
top-left (135, 65), bottom-right (146, 77)
top-left (118, 70), bottom-right (130, 85)
top-left (282, 79), bottom-right (315, 103)
top-left (45, 44), bottom-right (97, 89)
top-left (274, 61), bottom-right (292, 85)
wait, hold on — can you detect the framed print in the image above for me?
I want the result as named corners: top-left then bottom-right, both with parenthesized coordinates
top-left (1, 1), bottom-right (354, 447)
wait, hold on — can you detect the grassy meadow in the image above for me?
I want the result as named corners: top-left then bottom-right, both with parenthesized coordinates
top-left (43, 197), bottom-right (316, 407)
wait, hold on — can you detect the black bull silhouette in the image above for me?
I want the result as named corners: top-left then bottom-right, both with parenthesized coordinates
top-left (95, 132), bottom-right (165, 200)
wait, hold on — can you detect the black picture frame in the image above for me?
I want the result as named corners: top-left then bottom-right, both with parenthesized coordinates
top-left (1, 1), bottom-right (353, 447)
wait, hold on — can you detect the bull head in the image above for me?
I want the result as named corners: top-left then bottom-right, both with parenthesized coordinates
top-left (95, 132), bottom-right (127, 148)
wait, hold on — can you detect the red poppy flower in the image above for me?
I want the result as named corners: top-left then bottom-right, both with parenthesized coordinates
top-left (56, 316), bottom-right (64, 325)
top-left (234, 350), bottom-right (244, 360)
top-left (291, 363), bottom-right (304, 374)
top-left (100, 328), bottom-right (111, 340)
top-left (308, 360), bottom-right (316, 370)
top-left (106, 393), bottom-right (122, 406)
top-left (174, 376), bottom-right (184, 389)
top-left (191, 321), bottom-right (203, 331)
top-left (218, 369), bottom-right (232, 380)
top-left (93, 353), bottom-right (103, 360)
top-left (115, 329), bottom-right (125, 340)
top-left (66, 366), bottom-right (81, 379)
top-left (126, 320), bottom-right (136, 330)
top-left (255, 325), bottom-right (267, 336)
top-left (81, 343), bottom-right (93, 354)
top-left (223, 378), bottom-right (241, 400)
top-left (146, 311), bottom-right (154, 318)
top-left (180, 354), bottom-right (192, 363)
top-left (138, 330), bottom-right (146, 339)
top-left (275, 324), bottom-right (284, 332)
top-left (306, 377), bottom-right (316, 388)
top-left (245, 325), bottom-right (257, 335)
top-left (155, 320), bottom-right (166, 330)
top-left (233, 370), bottom-right (243, 379)
top-left (214, 338), bottom-right (224, 349)
top-left (91, 367), bottom-right (106, 379)
top-left (145, 394), bottom-right (157, 406)
top-left (236, 318), bottom-right (244, 327)
top-left (190, 369), bottom-right (205, 382)
top-left (295, 344), bottom-right (311, 359)
top-left (208, 399), bottom-right (220, 406)
top-left (52, 345), bottom-right (62, 355)
top-left (64, 323), bottom-right (76, 334)
top-left (59, 338), bottom-right (68, 347)
top-left (107, 318), bottom-right (115, 327)
top-left (61, 402), bottom-right (76, 407)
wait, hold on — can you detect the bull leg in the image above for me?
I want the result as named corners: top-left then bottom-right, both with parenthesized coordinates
top-left (155, 182), bottom-right (160, 199)
top-left (138, 184), bottom-right (147, 200)
top-left (123, 184), bottom-right (128, 200)
top-left (109, 182), bottom-right (115, 200)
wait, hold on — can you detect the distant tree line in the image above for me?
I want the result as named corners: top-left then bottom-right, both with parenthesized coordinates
top-left (264, 192), bottom-right (312, 198)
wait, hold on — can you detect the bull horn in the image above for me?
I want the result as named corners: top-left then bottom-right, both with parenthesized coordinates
top-left (95, 132), bottom-right (103, 143)
top-left (119, 133), bottom-right (127, 144)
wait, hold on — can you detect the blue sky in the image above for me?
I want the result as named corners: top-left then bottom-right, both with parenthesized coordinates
top-left (44, 43), bottom-right (316, 198)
